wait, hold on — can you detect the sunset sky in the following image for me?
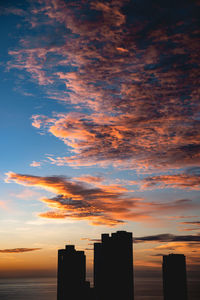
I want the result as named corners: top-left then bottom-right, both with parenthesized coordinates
top-left (0, 0), bottom-right (200, 282)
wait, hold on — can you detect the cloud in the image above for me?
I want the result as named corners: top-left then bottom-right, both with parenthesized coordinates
top-left (134, 233), bottom-right (200, 243)
top-left (147, 241), bottom-right (200, 266)
top-left (167, 215), bottom-right (199, 220)
top-left (32, 112), bottom-right (200, 169)
top-left (181, 221), bottom-right (200, 226)
top-left (180, 221), bottom-right (200, 231)
top-left (74, 175), bottom-right (103, 184)
top-left (139, 241), bottom-right (200, 270)
top-left (30, 161), bottom-right (41, 167)
top-left (141, 173), bottom-right (200, 190)
top-left (5, 171), bottom-right (141, 226)
top-left (8, 48), bottom-right (54, 85)
top-left (0, 2), bottom-right (26, 17)
top-left (6, 0), bottom-right (200, 170)
top-left (12, 188), bottom-right (40, 200)
top-left (5, 172), bottom-right (199, 226)
top-left (180, 228), bottom-right (200, 232)
top-left (0, 248), bottom-right (41, 253)
top-left (0, 200), bottom-right (9, 211)
top-left (151, 253), bottom-right (165, 257)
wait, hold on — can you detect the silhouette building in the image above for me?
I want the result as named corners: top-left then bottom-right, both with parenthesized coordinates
top-left (162, 253), bottom-right (188, 300)
top-left (57, 245), bottom-right (92, 300)
top-left (94, 231), bottom-right (134, 300)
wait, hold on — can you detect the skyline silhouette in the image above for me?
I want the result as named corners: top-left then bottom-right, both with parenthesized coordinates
top-left (94, 231), bottom-right (134, 300)
top-left (57, 245), bottom-right (93, 300)
top-left (57, 231), bottom-right (189, 300)
top-left (163, 254), bottom-right (188, 300)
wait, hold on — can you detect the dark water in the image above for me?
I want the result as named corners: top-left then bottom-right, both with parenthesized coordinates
top-left (134, 278), bottom-right (200, 300)
top-left (0, 277), bottom-right (199, 300)
top-left (0, 278), bottom-right (56, 300)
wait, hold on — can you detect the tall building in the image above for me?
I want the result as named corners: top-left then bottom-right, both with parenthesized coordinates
top-left (162, 254), bottom-right (188, 300)
top-left (57, 245), bottom-right (91, 300)
top-left (94, 231), bottom-right (134, 300)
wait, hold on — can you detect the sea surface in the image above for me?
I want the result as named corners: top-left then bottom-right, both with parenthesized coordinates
top-left (0, 277), bottom-right (199, 300)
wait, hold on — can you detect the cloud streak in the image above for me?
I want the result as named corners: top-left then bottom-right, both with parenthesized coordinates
top-left (181, 221), bottom-right (200, 226)
top-left (134, 233), bottom-right (200, 243)
top-left (0, 248), bottom-right (41, 253)
top-left (142, 173), bottom-right (200, 190)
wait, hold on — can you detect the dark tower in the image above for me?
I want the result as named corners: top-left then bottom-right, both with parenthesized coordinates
top-left (94, 231), bottom-right (134, 300)
top-left (162, 254), bottom-right (188, 300)
top-left (57, 245), bottom-right (89, 300)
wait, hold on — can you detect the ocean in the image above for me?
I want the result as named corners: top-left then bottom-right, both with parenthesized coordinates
top-left (0, 277), bottom-right (199, 300)
top-left (0, 278), bottom-right (56, 300)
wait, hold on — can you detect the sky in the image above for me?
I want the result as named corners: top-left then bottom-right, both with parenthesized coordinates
top-left (0, 0), bottom-right (200, 284)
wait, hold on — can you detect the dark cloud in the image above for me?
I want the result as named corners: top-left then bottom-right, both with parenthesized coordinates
top-left (151, 253), bottom-right (165, 257)
top-left (0, 248), bottom-right (41, 253)
top-left (181, 221), bottom-right (200, 226)
top-left (186, 167), bottom-right (200, 175)
top-left (134, 233), bottom-right (200, 243)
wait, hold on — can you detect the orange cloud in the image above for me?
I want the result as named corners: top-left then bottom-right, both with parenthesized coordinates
top-left (5, 171), bottom-right (141, 226)
top-left (5, 172), bottom-right (199, 226)
top-left (149, 242), bottom-right (200, 262)
top-left (134, 259), bottom-right (160, 268)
